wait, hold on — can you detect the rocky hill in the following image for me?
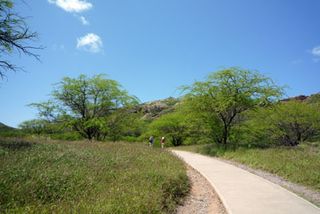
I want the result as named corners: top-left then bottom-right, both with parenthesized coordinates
top-left (135, 93), bottom-right (320, 121)
top-left (134, 97), bottom-right (179, 120)
top-left (281, 93), bottom-right (320, 103)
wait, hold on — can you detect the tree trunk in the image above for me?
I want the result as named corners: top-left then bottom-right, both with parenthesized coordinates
top-left (222, 124), bottom-right (228, 145)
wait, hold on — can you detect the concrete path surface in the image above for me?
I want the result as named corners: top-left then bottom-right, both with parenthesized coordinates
top-left (172, 150), bottom-right (320, 214)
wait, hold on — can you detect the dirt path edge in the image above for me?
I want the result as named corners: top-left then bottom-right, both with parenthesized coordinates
top-left (176, 164), bottom-right (227, 214)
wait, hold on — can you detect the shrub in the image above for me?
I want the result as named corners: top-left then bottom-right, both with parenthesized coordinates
top-left (147, 112), bottom-right (188, 146)
top-left (243, 101), bottom-right (320, 146)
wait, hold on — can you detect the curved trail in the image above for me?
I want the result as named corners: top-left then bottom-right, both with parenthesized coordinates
top-left (172, 150), bottom-right (320, 214)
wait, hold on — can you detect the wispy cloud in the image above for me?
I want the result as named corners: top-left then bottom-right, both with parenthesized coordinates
top-left (76, 33), bottom-right (103, 53)
top-left (48, 0), bottom-right (92, 13)
top-left (310, 46), bottom-right (320, 63)
top-left (79, 16), bottom-right (89, 25)
top-left (311, 46), bottom-right (320, 57)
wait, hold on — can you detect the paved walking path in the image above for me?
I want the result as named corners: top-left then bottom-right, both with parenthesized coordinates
top-left (172, 150), bottom-right (320, 214)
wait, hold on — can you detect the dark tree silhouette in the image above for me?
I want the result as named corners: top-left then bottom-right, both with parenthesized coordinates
top-left (0, 0), bottom-right (41, 79)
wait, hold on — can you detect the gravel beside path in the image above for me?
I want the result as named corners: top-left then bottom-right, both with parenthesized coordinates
top-left (176, 165), bottom-right (227, 214)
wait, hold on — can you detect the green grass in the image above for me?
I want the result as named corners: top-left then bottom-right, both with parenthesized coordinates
top-left (176, 143), bottom-right (320, 192)
top-left (0, 138), bottom-right (189, 213)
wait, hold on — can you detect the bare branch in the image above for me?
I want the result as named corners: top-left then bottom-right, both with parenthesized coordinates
top-left (0, 1), bottom-right (43, 79)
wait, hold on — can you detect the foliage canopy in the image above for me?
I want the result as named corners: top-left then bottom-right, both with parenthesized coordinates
top-left (244, 101), bottom-right (320, 146)
top-left (183, 67), bottom-right (283, 145)
top-left (30, 74), bottom-right (139, 140)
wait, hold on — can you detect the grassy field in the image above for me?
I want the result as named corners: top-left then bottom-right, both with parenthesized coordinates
top-left (0, 138), bottom-right (189, 213)
top-left (175, 143), bottom-right (320, 192)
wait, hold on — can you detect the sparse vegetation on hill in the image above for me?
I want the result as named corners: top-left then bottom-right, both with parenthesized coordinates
top-left (0, 138), bottom-right (189, 213)
top-left (137, 97), bottom-right (179, 120)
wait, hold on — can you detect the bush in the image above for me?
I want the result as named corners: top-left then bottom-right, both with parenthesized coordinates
top-left (161, 174), bottom-right (190, 212)
top-left (243, 101), bottom-right (320, 146)
top-left (119, 136), bottom-right (140, 142)
top-left (147, 112), bottom-right (188, 146)
top-left (49, 132), bottom-right (83, 141)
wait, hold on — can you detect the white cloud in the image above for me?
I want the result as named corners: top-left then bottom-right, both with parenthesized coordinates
top-left (311, 46), bottom-right (320, 57)
top-left (77, 33), bottom-right (103, 53)
top-left (48, 0), bottom-right (92, 13)
top-left (79, 16), bottom-right (89, 25)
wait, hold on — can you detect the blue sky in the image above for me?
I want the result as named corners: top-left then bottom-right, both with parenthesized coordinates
top-left (1, 0), bottom-right (320, 127)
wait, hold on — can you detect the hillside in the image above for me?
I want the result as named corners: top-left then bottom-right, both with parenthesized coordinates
top-left (135, 93), bottom-right (320, 121)
top-left (281, 93), bottom-right (320, 102)
top-left (0, 123), bottom-right (15, 132)
top-left (133, 92), bottom-right (320, 122)
top-left (134, 97), bottom-right (179, 120)
top-left (0, 123), bottom-right (24, 138)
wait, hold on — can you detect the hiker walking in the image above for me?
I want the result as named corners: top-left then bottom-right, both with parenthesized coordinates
top-left (160, 136), bottom-right (165, 149)
top-left (149, 136), bottom-right (154, 147)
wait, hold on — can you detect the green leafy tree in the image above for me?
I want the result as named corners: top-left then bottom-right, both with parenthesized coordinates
top-left (183, 68), bottom-right (282, 145)
top-left (180, 97), bottom-right (222, 144)
top-left (244, 101), bottom-right (320, 146)
top-left (148, 112), bottom-right (187, 146)
top-left (19, 119), bottom-right (48, 135)
top-left (31, 74), bottom-right (139, 140)
top-left (105, 108), bottom-right (143, 142)
top-left (29, 101), bottom-right (61, 122)
top-left (0, 0), bottom-right (41, 78)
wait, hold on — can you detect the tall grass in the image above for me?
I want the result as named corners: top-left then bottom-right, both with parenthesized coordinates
top-left (0, 138), bottom-right (189, 213)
